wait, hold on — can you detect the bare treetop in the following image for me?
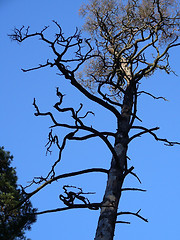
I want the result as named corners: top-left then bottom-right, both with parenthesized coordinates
top-left (78, 0), bottom-right (180, 97)
top-left (80, 0), bottom-right (180, 43)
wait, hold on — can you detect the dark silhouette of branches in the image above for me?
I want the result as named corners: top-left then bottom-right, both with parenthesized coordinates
top-left (8, 0), bottom-right (180, 239)
top-left (137, 91), bottom-right (168, 101)
top-left (36, 203), bottom-right (102, 215)
top-left (117, 209), bottom-right (148, 223)
top-left (9, 168), bottom-right (109, 212)
top-left (131, 126), bottom-right (180, 146)
top-left (59, 185), bottom-right (99, 210)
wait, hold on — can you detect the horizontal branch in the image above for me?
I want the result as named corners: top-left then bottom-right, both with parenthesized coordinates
top-left (36, 203), bottom-right (101, 215)
top-left (116, 220), bottom-right (131, 224)
top-left (121, 188), bottom-right (146, 192)
top-left (21, 59), bottom-right (55, 72)
top-left (71, 132), bottom-right (115, 141)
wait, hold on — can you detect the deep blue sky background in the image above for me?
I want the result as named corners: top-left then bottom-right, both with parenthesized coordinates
top-left (1, 0), bottom-right (180, 239)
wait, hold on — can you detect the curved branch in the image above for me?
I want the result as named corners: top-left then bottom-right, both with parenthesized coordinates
top-left (117, 210), bottom-right (148, 223)
top-left (129, 127), bottom-right (160, 142)
top-left (131, 126), bottom-right (180, 146)
top-left (124, 167), bottom-right (142, 184)
top-left (137, 91), bottom-right (168, 101)
top-left (71, 132), bottom-right (115, 141)
top-left (9, 168), bottom-right (108, 212)
top-left (32, 168), bottom-right (108, 192)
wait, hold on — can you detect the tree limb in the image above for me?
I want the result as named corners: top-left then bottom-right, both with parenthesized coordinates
top-left (36, 203), bottom-right (101, 215)
top-left (117, 210), bottom-right (148, 223)
top-left (131, 126), bottom-right (180, 146)
top-left (9, 168), bottom-right (109, 211)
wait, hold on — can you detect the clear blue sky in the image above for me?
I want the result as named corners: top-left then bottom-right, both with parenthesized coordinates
top-left (1, 0), bottom-right (180, 239)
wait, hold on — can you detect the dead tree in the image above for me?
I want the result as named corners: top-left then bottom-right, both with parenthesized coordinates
top-left (9, 0), bottom-right (180, 239)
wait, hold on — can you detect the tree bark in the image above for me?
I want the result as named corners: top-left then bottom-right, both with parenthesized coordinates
top-left (94, 144), bottom-right (127, 240)
top-left (94, 85), bottom-right (134, 240)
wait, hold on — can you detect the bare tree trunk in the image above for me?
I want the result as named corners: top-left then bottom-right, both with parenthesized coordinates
top-left (95, 85), bottom-right (133, 240)
top-left (94, 144), bottom-right (127, 240)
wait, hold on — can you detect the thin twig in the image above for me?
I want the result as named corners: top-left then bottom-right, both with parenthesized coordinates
top-left (117, 210), bottom-right (148, 223)
top-left (116, 220), bottom-right (131, 224)
top-left (137, 91), bottom-right (168, 101)
top-left (121, 188), bottom-right (146, 192)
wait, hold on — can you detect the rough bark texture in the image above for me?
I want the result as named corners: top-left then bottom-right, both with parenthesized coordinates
top-left (94, 147), bottom-right (126, 240)
top-left (95, 86), bottom-right (133, 240)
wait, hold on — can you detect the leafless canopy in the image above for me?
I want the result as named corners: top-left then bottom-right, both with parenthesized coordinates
top-left (9, 0), bottom-right (180, 238)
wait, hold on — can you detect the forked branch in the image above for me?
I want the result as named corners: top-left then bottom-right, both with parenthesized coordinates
top-left (117, 209), bottom-right (148, 223)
